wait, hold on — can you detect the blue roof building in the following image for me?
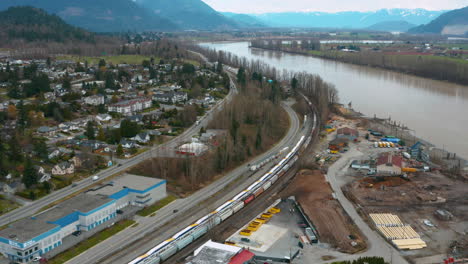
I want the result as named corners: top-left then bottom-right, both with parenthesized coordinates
top-left (0, 174), bottom-right (166, 263)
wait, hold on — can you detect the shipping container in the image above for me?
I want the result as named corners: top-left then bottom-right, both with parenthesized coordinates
top-left (220, 209), bottom-right (233, 221)
top-left (254, 187), bottom-right (264, 197)
top-left (243, 194), bottom-right (255, 205)
top-left (233, 202), bottom-right (244, 213)
top-left (192, 226), bottom-right (208, 240)
top-left (305, 227), bottom-right (318, 243)
top-left (175, 236), bottom-right (194, 250)
top-left (159, 245), bottom-right (178, 260)
top-left (263, 181), bottom-right (272, 190)
top-left (270, 174), bottom-right (279, 183)
top-left (402, 167), bottom-right (418, 173)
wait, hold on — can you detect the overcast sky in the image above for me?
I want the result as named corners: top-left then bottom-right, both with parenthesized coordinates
top-left (202, 0), bottom-right (467, 13)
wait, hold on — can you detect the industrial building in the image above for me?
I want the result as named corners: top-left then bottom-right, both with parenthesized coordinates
top-left (187, 240), bottom-right (254, 264)
top-left (0, 174), bottom-right (166, 263)
top-left (376, 153), bottom-right (405, 175)
top-left (177, 142), bottom-right (209, 156)
top-left (336, 127), bottom-right (359, 141)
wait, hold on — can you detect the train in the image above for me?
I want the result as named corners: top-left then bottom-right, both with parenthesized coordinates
top-left (128, 112), bottom-right (317, 264)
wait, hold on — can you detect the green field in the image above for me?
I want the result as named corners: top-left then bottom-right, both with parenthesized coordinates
top-left (137, 195), bottom-right (177, 217)
top-left (0, 196), bottom-right (19, 215)
top-left (47, 219), bottom-right (135, 264)
top-left (57, 55), bottom-right (160, 66)
top-left (57, 54), bottom-right (200, 66)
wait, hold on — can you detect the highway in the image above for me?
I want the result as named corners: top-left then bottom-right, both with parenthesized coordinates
top-left (66, 98), bottom-right (310, 264)
top-left (0, 66), bottom-right (237, 227)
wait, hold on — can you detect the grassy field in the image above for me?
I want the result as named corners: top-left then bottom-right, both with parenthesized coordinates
top-left (57, 55), bottom-right (160, 66)
top-left (47, 219), bottom-right (135, 264)
top-left (0, 196), bottom-right (19, 215)
top-left (137, 195), bottom-right (177, 217)
top-left (57, 54), bottom-right (200, 66)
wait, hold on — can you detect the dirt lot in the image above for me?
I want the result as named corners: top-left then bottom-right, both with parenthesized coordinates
top-left (281, 169), bottom-right (367, 254)
top-left (343, 171), bottom-right (468, 261)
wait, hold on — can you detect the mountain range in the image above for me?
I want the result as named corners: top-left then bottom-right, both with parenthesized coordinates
top-left (247, 9), bottom-right (445, 29)
top-left (0, 0), bottom-right (464, 34)
top-left (0, 6), bottom-right (95, 43)
top-left (134, 0), bottom-right (237, 30)
top-left (0, 0), bottom-right (177, 32)
top-left (366, 21), bottom-right (417, 32)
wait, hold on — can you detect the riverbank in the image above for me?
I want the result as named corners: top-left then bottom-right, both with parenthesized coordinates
top-left (250, 45), bottom-right (468, 86)
top-left (334, 104), bottom-right (468, 176)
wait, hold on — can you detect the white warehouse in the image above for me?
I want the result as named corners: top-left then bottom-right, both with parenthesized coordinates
top-left (0, 174), bottom-right (166, 263)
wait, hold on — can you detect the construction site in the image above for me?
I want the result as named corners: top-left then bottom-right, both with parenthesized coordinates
top-left (320, 111), bottom-right (468, 264)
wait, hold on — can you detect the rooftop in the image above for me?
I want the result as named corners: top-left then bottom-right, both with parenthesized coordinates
top-left (0, 218), bottom-right (58, 244)
top-left (377, 153), bottom-right (404, 168)
top-left (188, 240), bottom-right (241, 264)
top-left (0, 194), bottom-right (112, 243)
top-left (34, 194), bottom-right (113, 223)
top-left (87, 174), bottom-right (164, 197)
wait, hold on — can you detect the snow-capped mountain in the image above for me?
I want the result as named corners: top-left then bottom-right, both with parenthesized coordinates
top-left (249, 8), bottom-right (446, 29)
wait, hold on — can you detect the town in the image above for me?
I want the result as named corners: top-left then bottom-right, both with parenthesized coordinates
top-left (0, 55), bottom-right (229, 203)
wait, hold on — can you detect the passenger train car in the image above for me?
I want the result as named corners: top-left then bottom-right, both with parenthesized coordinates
top-left (128, 111), bottom-right (317, 264)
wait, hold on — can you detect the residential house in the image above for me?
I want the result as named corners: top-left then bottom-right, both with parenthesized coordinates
top-left (108, 97), bottom-right (152, 116)
top-left (96, 114), bottom-right (112, 123)
top-left (84, 95), bottom-right (105, 106)
top-left (58, 122), bottom-right (79, 133)
top-left (336, 127), bottom-right (359, 141)
top-left (47, 148), bottom-right (61, 160)
top-left (37, 126), bottom-right (58, 136)
top-left (2, 181), bottom-right (24, 194)
top-left (127, 114), bottom-right (144, 124)
top-left (52, 162), bottom-right (75, 175)
top-left (376, 153), bottom-right (404, 175)
top-left (132, 132), bottom-right (150, 144)
top-left (153, 92), bottom-right (188, 104)
top-left (120, 139), bottom-right (137, 149)
top-left (35, 166), bottom-right (51, 183)
top-left (43, 92), bottom-right (56, 101)
top-left (80, 140), bottom-right (107, 152)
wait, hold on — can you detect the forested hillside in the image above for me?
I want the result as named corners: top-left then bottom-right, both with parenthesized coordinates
top-left (135, 0), bottom-right (237, 30)
top-left (0, 6), bottom-right (94, 43)
top-left (409, 6), bottom-right (468, 35)
top-left (0, 0), bottom-right (176, 32)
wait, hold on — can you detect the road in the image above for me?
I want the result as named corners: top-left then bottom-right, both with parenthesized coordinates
top-left (66, 99), bottom-right (308, 264)
top-left (0, 67), bottom-right (237, 227)
top-left (303, 144), bottom-right (409, 264)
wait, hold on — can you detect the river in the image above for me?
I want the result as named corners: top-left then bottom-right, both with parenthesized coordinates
top-left (202, 42), bottom-right (468, 159)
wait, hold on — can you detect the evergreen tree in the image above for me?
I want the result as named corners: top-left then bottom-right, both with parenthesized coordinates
top-left (97, 127), bottom-right (106, 142)
top-left (8, 135), bottom-right (22, 163)
top-left (23, 159), bottom-right (38, 189)
top-left (255, 129), bottom-right (262, 150)
top-left (85, 121), bottom-right (95, 140)
top-left (33, 139), bottom-right (48, 161)
top-left (63, 77), bottom-right (71, 90)
top-left (16, 100), bottom-right (27, 130)
top-left (116, 144), bottom-right (124, 157)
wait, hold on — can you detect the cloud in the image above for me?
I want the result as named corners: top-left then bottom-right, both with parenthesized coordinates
top-left (202, 0), bottom-right (467, 13)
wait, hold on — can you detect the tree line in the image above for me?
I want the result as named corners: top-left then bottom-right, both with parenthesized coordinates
top-left (250, 38), bottom-right (468, 85)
